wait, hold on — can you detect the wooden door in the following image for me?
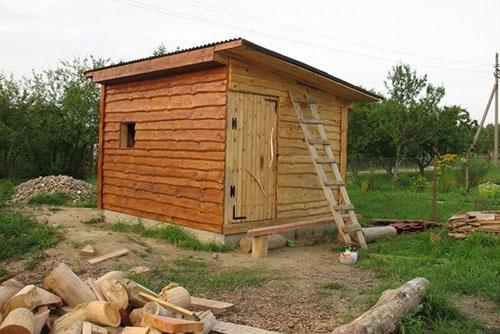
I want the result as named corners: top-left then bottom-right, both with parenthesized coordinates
top-left (227, 92), bottom-right (277, 223)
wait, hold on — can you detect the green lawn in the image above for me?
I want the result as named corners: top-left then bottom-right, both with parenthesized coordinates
top-left (347, 173), bottom-right (500, 333)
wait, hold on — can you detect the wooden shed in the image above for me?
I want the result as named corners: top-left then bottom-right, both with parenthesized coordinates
top-left (86, 38), bottom-right (380, 244)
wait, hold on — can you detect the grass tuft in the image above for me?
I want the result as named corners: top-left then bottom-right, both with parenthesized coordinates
top-left (321, 281), bottom-right (347, 291)
top-left (110, 222), bottom-right (231, 252)
top-left (128, 257), bottom-right (267, 295)
top-left (0, 180), bottom-right (14, 206)
top-left (0, 212), bottom-right (60, 261)
top-left (28, 192), bottom-right (70, 206)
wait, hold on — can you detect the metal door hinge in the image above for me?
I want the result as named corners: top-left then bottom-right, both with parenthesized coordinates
top-left (230, 185), bottom-right (235, 197)
top-left (231, 117), bottom-right (237, 129)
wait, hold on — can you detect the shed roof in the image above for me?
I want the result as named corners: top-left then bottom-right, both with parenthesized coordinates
top-left (86, 38), bottom-right (381, 102)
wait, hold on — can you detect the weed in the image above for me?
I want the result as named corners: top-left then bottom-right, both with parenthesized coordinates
top-left (73, 193), bottom-right (97, 208)
top-left (321, 281), bottom-right (347, 291)
top-left (28, 192), bottom-right (70, 206)
top-left (25, 253), bottom-right (47, 271)
top-left (0, 267), bottom-right (7, 279)
top-left (0, 180), bottom-right (14, 206)
top-left (0, 212), bottom-right (60, 261)
top-left (128, 257), bottom-right (267, 295)
top-left (109, 222), bottom-right (231, 252)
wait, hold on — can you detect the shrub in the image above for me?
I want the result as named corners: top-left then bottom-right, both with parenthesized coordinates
top-left (458, 156), bottom-right (490, 188)
top-left (393, 174), bottom-right (413, 189)
top-left (478, 182), bottom-right (500, 200)
top-left (414, 175), bottom-right (429, 192)
top-left (28, 192), bottom-right (70, 206)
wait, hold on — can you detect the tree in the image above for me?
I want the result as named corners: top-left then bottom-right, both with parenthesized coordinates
top-left (152, 43), bottom-right (168, 56)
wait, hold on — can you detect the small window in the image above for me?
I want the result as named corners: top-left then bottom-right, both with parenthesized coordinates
top-left (120, 122), bottom-right (136, 148)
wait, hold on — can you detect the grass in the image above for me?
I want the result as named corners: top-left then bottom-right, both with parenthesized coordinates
top-left (0, 212), bottom-right (60, 262)
top-left (109, 222), bottom-right (231, 252)
top-left (0, 179), bottom-right (14, 206)
top-left (28, 192), bottom-right (70, 206)
top-left (128, 257), bottom-right (267, 295)
top-left (320, 281), bottom-right (347, 292)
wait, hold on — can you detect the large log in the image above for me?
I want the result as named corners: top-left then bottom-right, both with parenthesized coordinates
top-left (100, 279), bottom-right (129, 311)
top-left (0, 308), bottom-right (35, 334)
top-left (43, 263), bottom-right (96, 307)
top-left (331, 277), bottom-right (430, 334)
top-left (362, 226), bottom-right (397, 243)
top-left (159, 284), bottom-right (190, 309)
top-left (119, 279), bottom-right (159, 307)
top-left (0, 279), bottom-right (24, 311)
top-left (84, 301), bottom-right (121, 327)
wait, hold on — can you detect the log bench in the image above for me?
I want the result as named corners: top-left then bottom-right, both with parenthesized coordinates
top-left (246, 215), bottom-right (358, 258)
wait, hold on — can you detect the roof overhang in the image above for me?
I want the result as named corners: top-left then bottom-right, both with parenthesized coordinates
top-left (85, 38), bottom-right (381, 102)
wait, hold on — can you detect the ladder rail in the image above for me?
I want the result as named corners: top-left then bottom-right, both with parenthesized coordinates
top-left (289, 91), bottom-right (367, 248)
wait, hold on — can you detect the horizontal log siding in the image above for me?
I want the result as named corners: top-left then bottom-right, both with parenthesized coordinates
top-left (229, 59), bottom-right (346, 222)
top-left (102, 67), bottom-right (228, 233)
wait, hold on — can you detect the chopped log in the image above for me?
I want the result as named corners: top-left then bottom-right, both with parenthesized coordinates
top-left (2, 285), bottom-right (40, 315)
top-left (143, 302), bottom-right (172, 318)
top-left (119, 279), bottom-right (159, 307)
top-left (197, 310), bottom-right (216, 334)
top-left (331, 277), bottom-right (430, 334)
top-left (52, 309), bottom-right (86, 333)
top-left (100, 279), bottom-right (129, 311)
top-left (159, 284), bottom-right (190, 309)
top-left (190, 297), bottom-right (234, 315)
top-left (0, 308), bottom-right (35, 334)
top-left (138, 293), bottom-right (200, 321)
top-left (55, 320), bottom-right (83, 334)
top-left (33, 308), bottom-right (50, 334)
top-left (122, 327), bottom-right (149, 334)
top-left (362, 226), bottom-right (397, 242)
top-left (82, 321), bottom-right (108, 334)
top-left (142, 313), bottom-right (203, 334)
top-left (239, 235), bottom-right (286, 253)
top-left (0, 279), bottom-right (24, 311)
top-left (81, 245), bottom-right (96, 257)
top-left (88, 249), bottom-right (129, 265)
top-left (43, 263), bottom-right (96, 307)
top-left (87, 279), bottom-right (105, 301)
top-left (128, 308), bottom-right (143, 327)
top-left (96, 272), bottom-right (126, 287)
top-left (212, 321), bottom-right (279, 334)
top-left (84, 301), bottom-right (121, 327)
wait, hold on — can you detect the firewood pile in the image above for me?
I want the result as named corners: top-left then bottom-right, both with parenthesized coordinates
top-left (0, 263), bottom-right (248, 334)
top-left (446, 211), bottom-right (500, 239)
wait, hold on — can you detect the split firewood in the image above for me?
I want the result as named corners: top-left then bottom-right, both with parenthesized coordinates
top-left (119, 279), bottom-right (159, 307)
top-left (82, 321), bottom-right (108, 334)
top-left (51, 309), bottom-right (86, 333)
top-left (142, 312), bottom-right (203, 334)
top-left (159, 284), bottom-right (190, 309)
top-left (190, 297), bottom-right (235, 315)
top-left (33, 308), bottom-right (50, 334)
top-left (128, 308), bottom-right (143, 327)
top-left (0, 279), bottom-right (24, 311)
top-left (331, 277), bottom-right (430, 334)
top-left (122, 327), bottom-right (149, 334)
top-left (197, 310), bottom-right (216, 334)
top-left (81, 245), bottom-right (96, 257)
top-left (2, 285), bottom-right (40, 315)
top-left (84, 301), bottom-right (121, 327)
top-left (138, 293), bottom-right (200, 321)
top-left (96, 272), bottom-right (126, 287)
top-left (57, 320), bottom-right (83, 334)
top-left (43, 263), bottom-right (96, 307)
top-left (87, 279), bottom-right (105, 301)
top-left (0, 308), bottom-right (35, 334)
top-left (100, 279), bottom-right (129, 311)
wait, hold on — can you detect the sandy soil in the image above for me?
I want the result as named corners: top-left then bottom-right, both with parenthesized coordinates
top-left (4, 206), bottom-right (497, 333)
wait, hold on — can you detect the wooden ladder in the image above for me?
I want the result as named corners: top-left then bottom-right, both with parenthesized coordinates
top-left (288, 91), bottom-right (367, 248)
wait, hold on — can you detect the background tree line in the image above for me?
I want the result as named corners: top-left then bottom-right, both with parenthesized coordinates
top-left (348, 63), bottom-right (493, 177)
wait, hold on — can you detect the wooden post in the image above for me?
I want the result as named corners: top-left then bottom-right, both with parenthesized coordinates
top-left (431, 157), bottom-right (438, 221)
top-left (251, 236), bottom-right (268, 258)
top-left (494, 52), bottom-right (499, 165)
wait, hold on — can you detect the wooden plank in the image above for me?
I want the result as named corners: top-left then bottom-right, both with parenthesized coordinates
top-left (88, 248), bottom-right (129, 265)
top-left (212, 321), bottom-right (279, 334)
top-left (251, 236), bottom-right (269, 258)
top-left (97, 85), bottom-right (106, 209)
top-left (139, 293), bottom-right (200, 321)
top-left (190, 297), bottom-right (235, 315)
top-left (142, 312), bottom-right (203, 333)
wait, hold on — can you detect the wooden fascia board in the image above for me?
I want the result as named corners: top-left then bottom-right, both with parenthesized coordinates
top-left (87, 46), bottom-right (221, 83)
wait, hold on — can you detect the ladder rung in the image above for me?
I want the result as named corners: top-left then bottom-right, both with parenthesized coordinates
top-left (324, 180), bottom-right (345, 187)
top-left (343, 224), bottom-right (362, 233)
top-left (293, 97), bottom-right (315, 105)
top-left (308, 139), bottom-right (331, 145)
top-left (334, 204), bottom-right (355, 211)
top-left (301, 118), bottom-right (323, 125)
top-left (315, 158), bottom-right (336, 164)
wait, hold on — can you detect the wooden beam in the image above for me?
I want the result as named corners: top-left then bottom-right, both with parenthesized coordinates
top-left (190, 297), bottom-right (235, 315)
top-left (97, 85), bottom-right (105, 209)
top-left (87, 248), bottom-right (129, 265)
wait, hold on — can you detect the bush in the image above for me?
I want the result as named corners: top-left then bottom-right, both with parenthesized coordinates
top-left (28, 192), bottom-right (70, 206)
top-left (414, 175), bottom-right (429, 192)
top-left (478, 182), bottom-right (500, 200)
top-left (392, 174), bottom-right (413, 189)
top-left (458, 156), bottom-right (490, 188)
top-left (481, 165), bottom-right (500, 184)
top-left (0, 180), bottom-right (14, 206)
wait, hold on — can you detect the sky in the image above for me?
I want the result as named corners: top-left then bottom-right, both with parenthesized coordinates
top-left (1, 0), bottom-right (499, 122)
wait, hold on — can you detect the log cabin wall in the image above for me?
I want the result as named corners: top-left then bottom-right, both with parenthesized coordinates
top-left (100, 66), bottom-right (228, 233)
top-left (227, 58), bottom-right (350, 224)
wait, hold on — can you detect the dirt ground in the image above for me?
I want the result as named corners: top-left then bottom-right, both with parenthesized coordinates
top-left (3, 206), bottom-right (497, 333)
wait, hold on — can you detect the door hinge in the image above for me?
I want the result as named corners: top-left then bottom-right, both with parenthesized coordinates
top-left (232, 205), bottom-right (246, 220)
top-left (231, 117), bottom-right (237, 129)
top-left (229, 185), bottom-right (235, 197)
